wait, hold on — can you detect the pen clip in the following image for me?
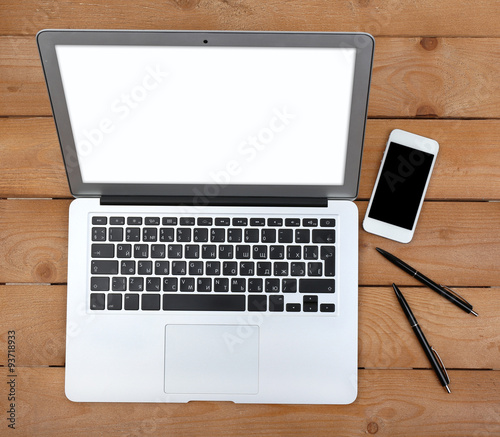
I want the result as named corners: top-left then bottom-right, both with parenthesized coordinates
top-left (431, 346), bottom-right (450, 385)
top-left (440, 284), bottom-right (473, 309)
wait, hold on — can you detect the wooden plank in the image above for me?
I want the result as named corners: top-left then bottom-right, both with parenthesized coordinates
top-left (0, 118), bottom-right (70, 198)
top-left (1, 199), bottom-right (499, 285)
top-left (0, 285), bottom-right (66, 367)
top-left (1, 36), bottom-right (499, 118)
top-left (2, 118), bottom-right (499, 200)
top-left (1, 285), bottom-right (498, 369)
top-left (0, 0), bottom-right (498, 37)
top-left (0, 367), bottom-right (498, 436)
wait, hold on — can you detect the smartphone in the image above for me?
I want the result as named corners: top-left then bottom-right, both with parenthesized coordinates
top-left (363, 129), bottom-right (439, 243)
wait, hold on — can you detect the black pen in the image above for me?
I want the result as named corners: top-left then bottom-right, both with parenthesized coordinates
top-left (392, 283), bottom-right (451, 393)
top-left (376, 247), bottom-right (478, 316)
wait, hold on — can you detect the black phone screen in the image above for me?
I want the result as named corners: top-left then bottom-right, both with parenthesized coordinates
top-left (368, 142), bottom-right (435, 230)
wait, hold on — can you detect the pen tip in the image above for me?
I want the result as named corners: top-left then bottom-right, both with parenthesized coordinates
top-left (445, 385), bottom-right (451, 394)
top-left (471, 310), bottom-right (479, 317)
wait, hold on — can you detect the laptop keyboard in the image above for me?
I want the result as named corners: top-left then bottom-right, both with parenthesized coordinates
top-left (89, 215), bottom-right (337, 314)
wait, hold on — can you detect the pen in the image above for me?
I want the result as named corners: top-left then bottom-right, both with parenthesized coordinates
top-left (376, 247), bottom-right (478, 316)
top-left (392, 283), bottom-right (451, 393)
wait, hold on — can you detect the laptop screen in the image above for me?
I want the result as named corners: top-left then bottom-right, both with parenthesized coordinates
top-left (55, 45), bottom-right (356, 187)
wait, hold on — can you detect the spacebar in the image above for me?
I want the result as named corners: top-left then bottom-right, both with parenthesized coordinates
top-left (163, 294), bottom-right (245, 311)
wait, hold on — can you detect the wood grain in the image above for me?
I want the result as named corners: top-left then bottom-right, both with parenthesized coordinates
top-left (2, 118), bottom-right (499, 200)
top-left (1, 199), bottom-right (499, 285)
top-left (0, 0), bottom-right (499, 37)
top-left (1, 36), bottom-right (499, 118)
top-left (0, 367), bottom-right (498, 436)
top-left (1, 285), bottom-right (498, 369)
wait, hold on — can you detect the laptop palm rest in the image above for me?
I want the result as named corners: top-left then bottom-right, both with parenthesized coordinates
top-left (164, 324), bottom-right (259, 395)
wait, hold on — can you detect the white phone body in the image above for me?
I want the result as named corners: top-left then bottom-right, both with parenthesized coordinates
top-left (363, 129), bottom-right (439, 243)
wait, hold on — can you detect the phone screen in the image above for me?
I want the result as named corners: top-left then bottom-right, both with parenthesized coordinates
top-left (368, 142), bottom-right (435, 230)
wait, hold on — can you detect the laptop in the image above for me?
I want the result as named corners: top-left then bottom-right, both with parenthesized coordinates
top-left (37, 30), bottom-right (374, 404)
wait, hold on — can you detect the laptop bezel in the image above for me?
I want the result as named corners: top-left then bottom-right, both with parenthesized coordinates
top-left (37, 30), bottom-right (374, 201)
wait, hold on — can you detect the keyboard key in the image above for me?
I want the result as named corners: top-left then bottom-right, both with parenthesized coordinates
top-left (269, 245), bottom-right (285, 260)
top-left (134, 244), bottom-right (149, 258)
top-left (320, 246), bottom-right (335, 259)
top-left (303, 295), bottom-right (318, 312)
top-left (112, 277), bottom-right (127, 291)
top-left (90, 293), bottom-right (105, 310)
top-left (92, 216), bottom-right (107, 225)
top-left (299, 279), bottom-right (335, 293)
top-left (109, 227), bottom-right (124, 242)
top-left (320, 218), bottom-right (336, 227)
top-left (222, 262), bottom-right (237, 276)
top-left (214, 278), bottom-right (229, 292)
top-left (168, 244), bottom-right (183, 258)
top-left (304, 246), bottom-right (318, 260)
top-left (265, 279), bottom-right (280, 293)
top-left (324, 258), bottom-right (335, 277)
top-left (163, 217), bottom-right (177, 225)
top-left (188, 261), bottom-right (203, 275)
top-left (154, 261), bottom-right (169, 275)
top-left (117, 244), bottom-right (132, 258)
top-left (282, 279), bottom-right (297, 293)
top-left (185, 245), bottom-right (200, 259)
top-left (163, 294), bottom-right (245, 311)
top-left (211, 228), bottom-right (225, 242)
top-left (180, 278), bottom-right (195, 291)
top-left (245, 229), bottom-right (259, 242)
top-left (303, 218), bottom-right (318, 227)
top-left (151, 244), bottom-right (166, 259)
top-left (267, 218), bottom-right (283, 227)
top-left (240, 262), bottom-right (255, 276)
top-left (127, 217), bottom-right (142, 225)
top-left (172, 261), bottom-right (187, 275)
top-left (287, 246), bottom-right (301, 260)
top-left (307, 262), bottom-right (323, 276)
top-left (278, 229), bottom-right (293, 243)
top-left (193, 228), bottom-right (209, 242)
top-left (269, 295), bottom-right (284, 312)
top-left (146, 277), bottom-right (161, 291)
top-left (215, 218), bottom-right (230, 226)
top-left (180, 217), bottom-right (195, 226)
top-left (91, 260), bottom-right (118, 275)
top-left (110, 217), bottom-right (125, 225)
top-left (236, 245), bottom-right (251, 259)
top-left (91, 244), bottom-right (114, 258)
top-left (227, 228), bottom-right (242, 242)
top-left (163, 278), bottom-right (178, 291)
top-left (142, 294), bottom-right (160, 310)
top-left (286, 303), bottom-right (301, 312)
top-left (91, 277), bottom-right (109, 291)
top-left (274, 262), bottom-right (289, 276)
top-left (197, 278), bottom-right (212, 292)
top-left (248, 295), bottom-right (267, 311)
top-left (121, 261), bottom-right (135, 275)
top-left (126, 228), bottom-right (140, 241)
top-left (261, 229), bottom-right (276, 243)
top-left (143, 228), bottom-right (157, 242)
top-left (233, 218), bottom-right (247, 226)
top-left (219, 245), bottom-right (234, 259)
top-left (197, 217), bottom-right (212, 226)
top-left (320, 303), bottom-right (336, 312)
top-left (257, 262), bottom-right (272, 276)
top-left (285, 218), bottom-right (300, 227)
top-left (202, 245), bottom-right (217, 259)
top-left (145, 217), bottom-right (160, 225)
top-left (248, 278), bottom-right (263, 292)
top-left (290, 262), bottom-right (306, 276)
top-left (177, 228), bottom-right (191, 242)
top-left (92, 227), bottom-right (106, 241)
top-left (107, 294), bottom-right (122, 310)
top-left (250, 218), bottom-right (265, 226)
top-left (160, 228), bottom-right (175, 242)
top-left (295, 229), bottom-right (310, 243)
top-left (231, 278), bottom-right (246, 292)
top-left (253, 245), bottom-right (267, 259)
top-left (129, 277), bottom-right (144, 291)
top-left (312, 229), bottom-right (335, 243)
top-left (124, 294), bottom-right (139, 310)
top-left (206, 261), bottom-right (221, 275)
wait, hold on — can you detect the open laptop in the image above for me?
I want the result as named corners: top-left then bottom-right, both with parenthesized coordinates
top-left (37, 30), bottom-right (374, 404)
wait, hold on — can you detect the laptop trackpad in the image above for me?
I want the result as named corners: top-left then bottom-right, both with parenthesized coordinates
top-left (164, 324), bottom-right (259, 395)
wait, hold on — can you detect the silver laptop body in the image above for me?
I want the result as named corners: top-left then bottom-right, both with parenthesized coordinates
top-left (37, 30), bottom-right (374, 404)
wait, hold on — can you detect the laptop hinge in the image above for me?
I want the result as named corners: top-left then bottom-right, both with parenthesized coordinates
top-left (100, 196), bottom-right (328, 208)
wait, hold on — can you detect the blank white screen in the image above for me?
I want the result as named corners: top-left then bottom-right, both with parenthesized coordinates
top-left (55, 45), bottom-right (356, 186)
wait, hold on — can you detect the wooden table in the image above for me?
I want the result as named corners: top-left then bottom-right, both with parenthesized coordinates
top-left (1, 1), bottom-right (499, 435)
